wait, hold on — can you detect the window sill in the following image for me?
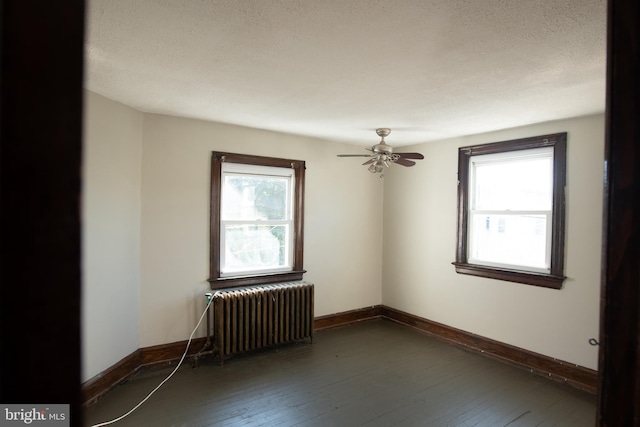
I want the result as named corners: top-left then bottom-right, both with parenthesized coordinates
top-left (208, 270), bottom-right (306, 290)
top-left (452, 262), bottom-right (565, 289)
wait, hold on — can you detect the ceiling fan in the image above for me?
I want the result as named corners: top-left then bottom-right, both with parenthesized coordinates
top-left (337, 128), bottom-right (424, 176)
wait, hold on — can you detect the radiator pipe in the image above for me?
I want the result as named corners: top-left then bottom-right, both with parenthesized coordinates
top-left (205, 292), bottom-right (213, 349)
top-left (193, 292), bottom-right (214, 368)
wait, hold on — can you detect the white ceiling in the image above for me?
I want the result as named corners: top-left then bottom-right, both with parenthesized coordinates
top-left (85, 0), bottom-right (607, 147)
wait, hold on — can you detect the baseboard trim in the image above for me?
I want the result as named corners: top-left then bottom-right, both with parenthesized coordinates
top-left (314, 305), bottom-right (383, 330)
top-left (82, 304), bottom-right (597, 406)
top-left (381, 305), bottom-right (598, 394)
top-left (82, 349), bottom-right (141, 407)
top-left (138, 337), bottom-right (210, 367)
top-left (82, 337), bottom-right (210, 407)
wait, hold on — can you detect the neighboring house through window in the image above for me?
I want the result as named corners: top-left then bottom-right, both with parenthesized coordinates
top-left (209, 152), bottom-right (306, 289)
top-left (453, 133), bottom-right (567, 289)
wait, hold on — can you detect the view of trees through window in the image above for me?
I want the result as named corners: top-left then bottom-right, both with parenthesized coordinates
top-left (221, 172), bottom-right (292, 274)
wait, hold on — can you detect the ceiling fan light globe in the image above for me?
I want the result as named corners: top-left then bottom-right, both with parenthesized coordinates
top-left (368, 159), bottom-right (384, 173)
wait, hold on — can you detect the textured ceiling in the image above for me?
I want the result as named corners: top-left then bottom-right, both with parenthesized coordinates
top-left (85, 0), bottom-right (607, 146)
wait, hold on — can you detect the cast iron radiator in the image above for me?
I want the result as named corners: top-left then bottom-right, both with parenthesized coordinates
top-left (212, 282), bottom-right (314, 362)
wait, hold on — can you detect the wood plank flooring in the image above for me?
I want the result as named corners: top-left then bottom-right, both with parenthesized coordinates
top-left (83, 319), bottom-right (595, 426)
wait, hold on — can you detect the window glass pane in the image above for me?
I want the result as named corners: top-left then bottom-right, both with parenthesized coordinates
top-left (470, 214), bottom-right (549, 270)
top-left (473, 156), bottom-right (552, 210)
top-left (222, 175), bottom-right (289, 220)
top-left (223, 224), bottom-right (289, 273)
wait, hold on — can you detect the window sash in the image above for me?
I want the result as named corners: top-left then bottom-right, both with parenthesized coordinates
top-left (220, 220), bottom-right (293, 277)
top-left (467, 147), bottom-right (554, 274)
top-left (467, 210), bottom-right (552, 273)
top-left (222, 173), bottom-right (291, 221)
top-left (220, 163), bottom-right (294, 277)
top-left (469, 146), bottom-right (553, 211)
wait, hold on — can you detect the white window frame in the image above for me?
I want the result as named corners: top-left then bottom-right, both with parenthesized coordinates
top-left (219, 162), bottom-right (295, 277)
top-left (467, 147), bottom-right (554, 273)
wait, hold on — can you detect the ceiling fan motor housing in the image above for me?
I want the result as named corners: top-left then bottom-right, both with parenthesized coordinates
top-left (372, 128), bottom-right (393, 154)
top-left (371, 144), bottom-right (393, 154)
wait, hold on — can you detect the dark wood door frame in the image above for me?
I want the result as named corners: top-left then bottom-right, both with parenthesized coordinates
top-left (1, 0), bottom-right (637, 425)
top-left (1, 1), bottom-right (85, 426)
top-left (597, 0), bottom-right (640, 425)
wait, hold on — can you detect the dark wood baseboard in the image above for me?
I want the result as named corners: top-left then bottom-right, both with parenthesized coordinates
top-left (82, 337), bottom-right (210, 407)
top-left (138, 337), bottom-right (211, 367)
top-left (314, 305), bottom-right (383, 330)
top-left (82, 349), bottom-right (141, 407)
top-left (381, 305), bottom-right (598, 394)
top-left (82, 304), bottom-right (597, 406)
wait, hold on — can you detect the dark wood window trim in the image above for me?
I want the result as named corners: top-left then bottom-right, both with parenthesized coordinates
top-left (209, 152), bottom-right (306, 289)
top-left (453, 133), bottom-right (567, 289)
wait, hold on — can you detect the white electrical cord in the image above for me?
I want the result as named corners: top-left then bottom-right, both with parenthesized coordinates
top-left (91, 294), bottom-right (215, 427)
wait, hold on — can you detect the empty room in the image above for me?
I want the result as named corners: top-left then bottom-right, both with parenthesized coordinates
top-left (3, 0), bottom-right (635, 426)
top-left (80, 1), bottom-right (608, 425)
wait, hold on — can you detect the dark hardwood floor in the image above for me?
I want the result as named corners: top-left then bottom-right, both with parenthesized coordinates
top-left (83, 319), bottom-right (595, 426)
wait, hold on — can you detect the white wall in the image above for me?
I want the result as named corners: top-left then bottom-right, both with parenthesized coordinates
top-left (82, 91), bottom-right (143, 381)
top-left (382, 114), bottom-right (604, 370)
top-left (139, 113), bottom-right (383, 347)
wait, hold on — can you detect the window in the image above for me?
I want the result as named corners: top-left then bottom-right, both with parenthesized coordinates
top-left (209, 152), bottom-right (305, 289)
top-left (453, 133), bottom-right (567, 289)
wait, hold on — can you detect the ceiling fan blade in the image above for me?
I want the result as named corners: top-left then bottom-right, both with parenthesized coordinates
top-left (337, 154), bottom-right (373, 157)
top-left (395, 152), bottom-right (424, 159)
top-left (394, 158), bottom-right (416, 167)
top-left (362, 159), bottom-right (375, 165)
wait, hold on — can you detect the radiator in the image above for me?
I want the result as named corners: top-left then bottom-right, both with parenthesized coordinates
top-left (212, 282), bottom-right (314, 362)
